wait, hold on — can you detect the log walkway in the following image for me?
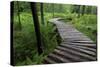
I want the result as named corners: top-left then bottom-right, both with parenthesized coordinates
top-left (43, 18), bottom-right (97, 64)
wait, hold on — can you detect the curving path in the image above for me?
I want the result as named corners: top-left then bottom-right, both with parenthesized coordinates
top-left (43, 18), bottom-right (97, 64)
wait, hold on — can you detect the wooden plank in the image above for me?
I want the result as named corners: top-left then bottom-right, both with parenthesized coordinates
top-left (56, 46), bottom-right (96, 61)
top-left (54, 49), bottom-right (87, 61)
top-left (61, 42), bottom-right (96, 52)
top-left (63, 38), bottom-right (91, 42)
top-left (62, 42), bottom-right (96, 47)
top-left (73, 45), bottom-right (96, 52)
top-left (63, 38), bottom-right (92, 42)
top-left (48, 53), bottom-right (71, 63)
top-left (71, 41), bottom-right (95, 44)
top-left (44, 57), bottom-right (57, 64)
top-left (60, 44), bottom-right (96, 56)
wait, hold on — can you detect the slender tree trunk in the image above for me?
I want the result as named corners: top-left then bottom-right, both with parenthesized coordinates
top-left (40, 3), bottom-right (44, 24)
top-left (91, 7), bottom-right (94, 14)
top-left (11, 1), bottom-right (14, 65)
top-left (81, 5), bottom-right (85, 15)
top-left (89, 6), bottom-right (92, 14)
top-left (52, 4), bottom-right (54, 18)
top-left (86, 6), bottom-right (89, 14)
top-left (77, 5), bottom-right (80, 17)
top-left (30, 2), bottom-right (43, 55)
top-left (17, 1), bottom-right (22, 30)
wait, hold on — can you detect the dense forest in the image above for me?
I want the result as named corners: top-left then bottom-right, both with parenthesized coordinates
top-left (11, 1), bottom-right (97, 65)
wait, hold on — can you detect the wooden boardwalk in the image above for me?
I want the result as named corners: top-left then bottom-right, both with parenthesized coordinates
top-left (43, 18), bottom-right (97, 64)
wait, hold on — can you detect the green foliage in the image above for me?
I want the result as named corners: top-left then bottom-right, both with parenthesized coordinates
top-left (53, 13), bottom-right (66, 18)
top-left (72, 14), bottom-right (97, 43)
top-left (40, 23), bottom-right (58, 55)
top-left (13, 12), bottom-right (58, 65)
top-left (14, 1), bottom-right (31, 13)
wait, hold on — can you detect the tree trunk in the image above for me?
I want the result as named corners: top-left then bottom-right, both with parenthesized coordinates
top-left (52, 4), bottom-right (54, 18)
top-left (40, 3), bottom-right (44, 24)
top-left (77, 5), bottom-right (81, 17)
top-left (30, 2), bottom-right (43, 55)
top-left (17, 1), bottom-right (22, 30)
top-left (81, 5), bottom-right (85, 15)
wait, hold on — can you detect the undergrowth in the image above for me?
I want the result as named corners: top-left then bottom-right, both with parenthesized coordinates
top-left (13, 12), bottom-right (58, 65)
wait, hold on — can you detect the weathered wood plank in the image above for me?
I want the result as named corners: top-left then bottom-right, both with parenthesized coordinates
top-left (54, 49), bottom-right (87, 61)
top-left (48, 53), bottom-right (71, 63)
top-left (44, 57), bottom-right (57, 64)
top-left (62, 42), bottom-right (96, 47)
top-left (60, 44), bottom-right (96, 56)
top-left (56, 46), bottom-right (96, 61)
